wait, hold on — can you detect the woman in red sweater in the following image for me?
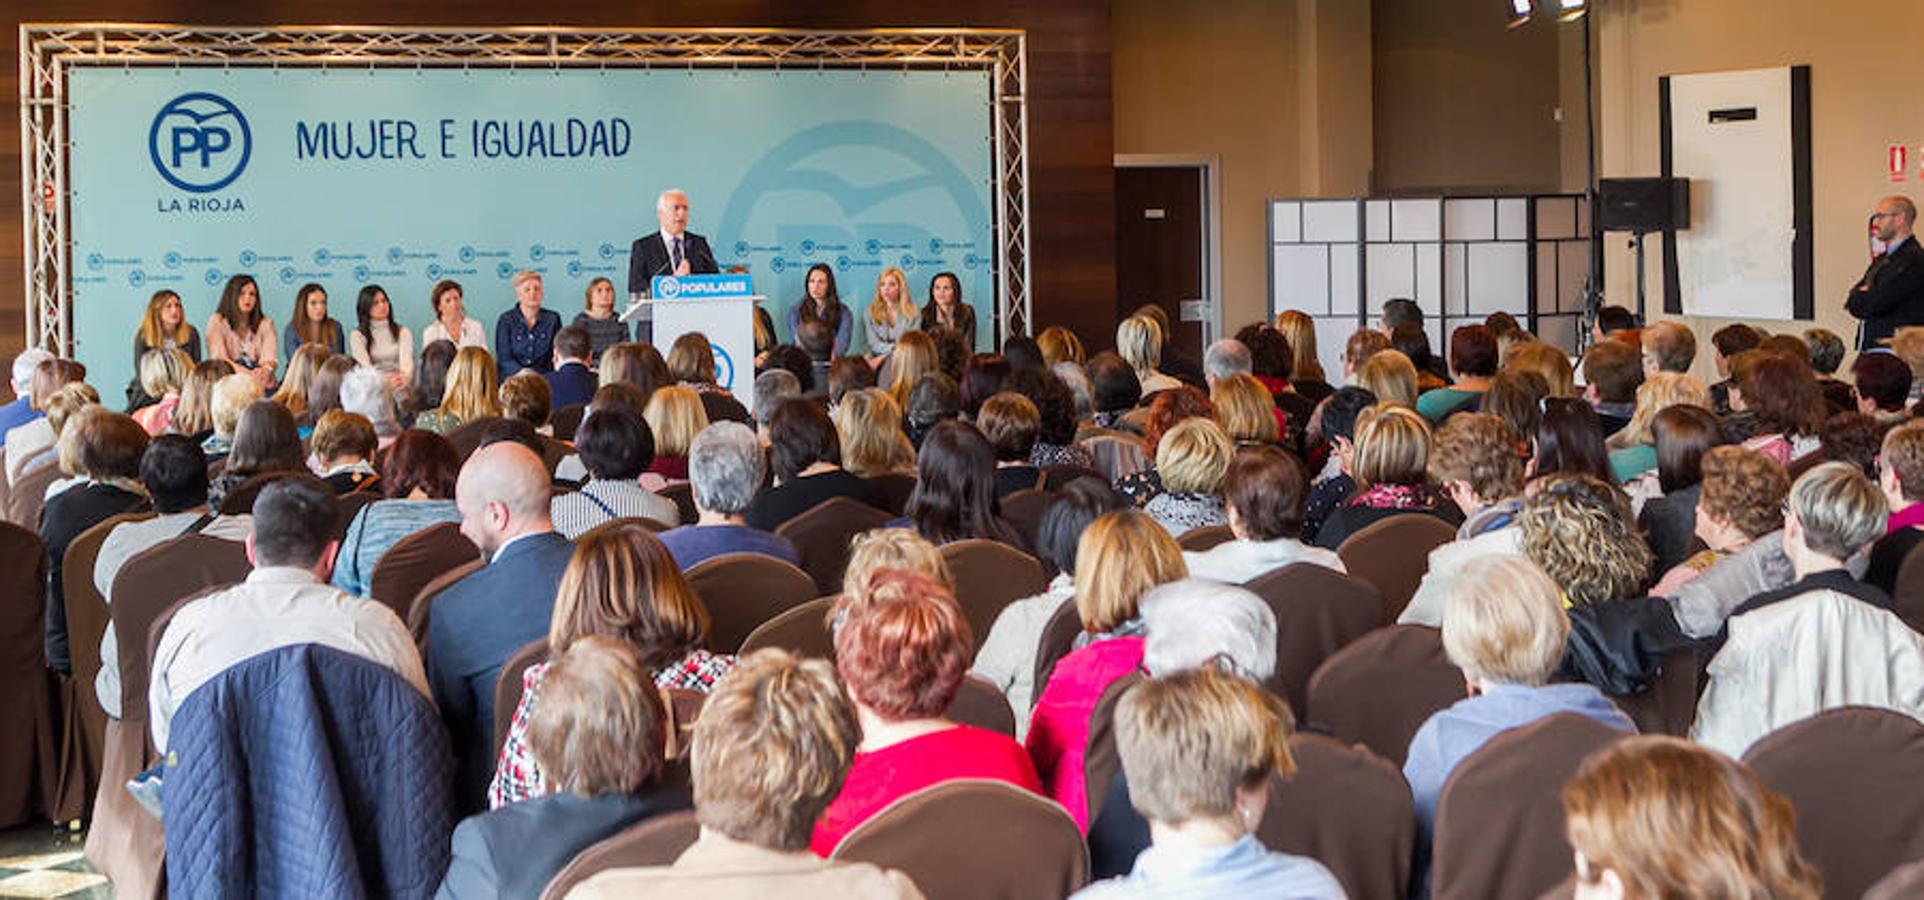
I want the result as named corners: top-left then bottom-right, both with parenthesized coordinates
top-left (810, 570), bottom-right (1042, 856)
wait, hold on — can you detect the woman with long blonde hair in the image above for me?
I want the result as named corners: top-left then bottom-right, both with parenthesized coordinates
top-left (865, 266), bottom-right (919, 366)
top-left (1211, 372), bottom-right (1281, 446)
top-left (1037, 326), bottom-right (1085, 367)
top-left (643, 385), bottom-right (708, 482)
top-left (1272, 310), bottom-right (1330, 404)
top-left (131, 290), bottom-right (202, 406)
top-left (833, 387), bottom-right (916, 478)
top-left (415, 346), bottom-right (500, 434)
top-left (270, 342), bottom-right (332, 422)
top-left (1606, 371), bottom-right (1710, 483)
top-left (886, 330), bottom-right (939, 410)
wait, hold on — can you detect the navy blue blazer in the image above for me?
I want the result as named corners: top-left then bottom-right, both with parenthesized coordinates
top-left (543, 361), bottom-right (597, 411)
top-left (427, 530), bottom-right (575, 811)
top-left (626, 231), bottom-right (719, 296)
top-left (436, 765), bottom-right (693, 900)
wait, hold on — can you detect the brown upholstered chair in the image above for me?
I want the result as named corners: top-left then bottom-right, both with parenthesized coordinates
top-left (7, 456), bottom-right (59, 527)
top-left (1081, 672), bottom-right (1145, 827)
top-left (684, 553), bottom-right (818, 652)
top-left (662, 689), bottom-right (705, 760)
top-left (1606, 648), bottom-right (1701, 737)
top-left (333, 491), bottom-right (379, 543)
top-left (443, 415), bottom-right (507, 461)
top-left (945, 675), bottom-right (1016, 738)
top-left (1175, 524), bottom-right (1234, 551)
top-left (88, 533), bottom-right (250, 900)
top-left (215, 471), bottom-right (295, 515)
top-left (1000, 488), bottom-right (1054, 553)
top-left (1304, 625), bottom-right (1463, 767)
top-left (941, 539), bottom-right (1048, 648)
top-left (491, 639), bottom-right (550, 763)
top-left (1246, 562), bottom-right (1387, 717)
top-left (407, 557), bottom-right (487, 648)
top-left (656, 481), bottom-right (698, 525)
top-left (367, 522), bottom-right (480, 619)
top-left (1031, 599), bottom-right (1083, 703)
top-left (1040, 464), bottom-right (1105, 492)
top-left (775, 497), bottom-right (896, 596)
top-left (870, 472), bottom-right (918, 516)
top-left (1892, 542), bottom-right (1924, 636)
top-left (0, 523), bottom-right (54, 829)
top-left (1262, 734), bottom-right (1415, 900)
top-left (1335, 514), bottom-right (1458, 621)
top-left (1081, 434), bottom-right (1147, 482)
top-left (1867, 857), bottom-right (1924, 900)
top-left (550, 402), bottom-right (588, 441)
top-left (737, 596), bottom-right (837, 660)
top-left (537, 810), bottom-right (701, 900)
top-left (1743, 706), bottom-right (1924, 900)
top-left (831, 779), bottom-right (1090, 900)
top-left (0, 467), bottom-right (10, 525)
top-left (55, 511), bottom-right (154, 822)
top-left (1431, 713), bottom-right (1632, 900)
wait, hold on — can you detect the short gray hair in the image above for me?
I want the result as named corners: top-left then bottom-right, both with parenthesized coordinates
top-left (1140, 578), bottom-right (1276, 681)
top-left (1789, 461), bottom-right (1888, 561)
top-left (753, 370), bottom-right (800, 425)
top-left (1204, 339), bottom-right (1252, 382)
top-left (688, 421), bottom-right (765, 515)
top-left (12, 348), bottom-right (52, 394)
top-left (339, 366), bottom-right (400, 437)
top-left (1052, 361), bottom-right (1093, 420)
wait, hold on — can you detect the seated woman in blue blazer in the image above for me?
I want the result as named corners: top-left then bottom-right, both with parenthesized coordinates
top-left (436, 637), bottom-right (693, 900)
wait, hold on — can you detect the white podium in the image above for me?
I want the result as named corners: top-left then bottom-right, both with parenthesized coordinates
top-left (623, 287), bottom-right (760, 416)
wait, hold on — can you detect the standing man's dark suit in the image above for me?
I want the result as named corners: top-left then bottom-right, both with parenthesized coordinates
top-left (626, 231), bottom-right (718, 345)
top-left (1849, 234), bottom-right (1924, 350)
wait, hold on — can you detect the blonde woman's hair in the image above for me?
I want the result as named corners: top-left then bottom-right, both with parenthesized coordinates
top-left (1613, 371), bottom-right (1709, 448)
top-left (210, 373), bottom-right (263, 437)
top-left (511, 269), bottom-right (542, 293)
top-left (1442, 555), bottom-right (1569, 686)
top-left (886, 330), bottom-right (940, 409)
top-left (840, 527), bottom-right (955, 603)
top-left (1211, 373), bottom-right (1279, 444)
top-left (1117, 315), bottom-right (1165, 378)
top-left (666, 333), bottom-right (717, 385)
top-left (527, 636), bottom-right (668, 798)
top-left (1075, 509), bottom-right (1187, 632)
top-left (833, 388), bottom-right (917, 478)
top-left (1519, 473), bottom-right (1652, 606)
top-left (270, 342), bottom-right (331, 416)
top-left (1273, 310), bottom-right (1326, 382)
top-left (1115, 666), bottom-right (1295, 824)
top-left (1355, 349), bottom-right (1418, 409)
top-left (1563, 736), bottom-right (1820, 900)
top-left (138, 348), bottom-right (192, 400)
top-left (440, 347), bottom-right (502, 422)
top-left (1507, 341), bottom-right (1576, 398)
top-left (137, 290), bottom-right (192, 350)
top-left (172, 359), bottom-right (234, 436)
top-left (1037, 326), bottom-right (1086, 366)
top-left (1351, 402), bottom-right (1432, 488)
top-left (1156, 416), bottom-right (1233, 495)
top-left (44, 384), bottom-right (101, 447)
top-left (549, 520), bottom-right (711, 667)
top-left (644, 385), bottom-right (709, 458)
top-left (867, 266), bottom-right (917, 326)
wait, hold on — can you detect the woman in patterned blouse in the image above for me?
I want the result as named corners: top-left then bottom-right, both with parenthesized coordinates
top-left (488, 520), bottom-right (734, 808)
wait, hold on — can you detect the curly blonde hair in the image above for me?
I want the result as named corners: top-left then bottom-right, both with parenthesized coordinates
top-left (1519, 473), bottom-right (1652, 606)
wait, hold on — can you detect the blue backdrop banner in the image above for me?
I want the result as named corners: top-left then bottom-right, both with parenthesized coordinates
top-left (68, 66), bottom-right (994, 395)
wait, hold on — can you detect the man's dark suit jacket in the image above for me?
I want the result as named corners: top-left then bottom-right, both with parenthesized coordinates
top-left (1847, 235), bottom-right (1924, 349)
top-left (426, 530), bottom-right (576, 812)
top-left (543, 361), bottom-right (597, 411)
top-left (626, 231), bottom-right (720, 297)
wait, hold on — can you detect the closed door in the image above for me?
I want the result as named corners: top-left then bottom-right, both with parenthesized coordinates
top-left (1114, 165), bottom-right (1207, 359)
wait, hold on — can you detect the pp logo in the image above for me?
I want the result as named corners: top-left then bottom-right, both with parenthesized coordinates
top-left (801, 240), bottom-right (816, 258)
top-left (865, 239), bottom-right (882, 256)
top-left (459, 245), bottom-right (477, 264)
top-left (899, 254), bottom-right (915, 271)
top-left (148, 92), bottom-right (251, 194)
top-left (530, 244), bottom-right (547, 262)
top-left (127, 270), bottom-right (146, 288)
top-left (278, 266), bottom-right (296, 284)
top-left (656, 276), bottom-right (683, 300)
top-left (387, 246), bottom-right (404, 265)
top-left (928, 238), bottom-right (945, 255)
top-left (426, 263), bottom-right (443, 280)
top-left (837, 255), bottom-right (852, 270)
top-left (769, 257), bottom-right (787, 274)
top-left (495, 262), bottom-right (514, 280)
top-left (598, 243), bottom-right (616, 261)
top-left (314, 249), bottom-right (332, 267)
top-left (204, 268), bottom-right (224, 286)
top-left (163, 251), bottom-right (182, 270)
top-left (86, 252), bottom-right (104, 272)
top-left (712, 342), bottom-right (735, 391)
top-left (964, 252), bottom-right (984, 270)
top-left (353, 264), bottom-right (370, 282)
top-left (734, 241), bottom-right (750, 257)
top-left (239, 250), bottom-right (257, 268)
top-left (566, 260), bottom-right (583, 278)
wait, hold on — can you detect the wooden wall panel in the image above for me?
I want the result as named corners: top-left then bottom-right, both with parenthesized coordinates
top-left (0, 1), bottom-right (1115, 361)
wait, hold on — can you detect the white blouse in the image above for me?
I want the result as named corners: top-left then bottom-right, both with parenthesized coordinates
top-left (421, 317), bottom-right (486, 350)
top-left (350, 323), bottom-right (416, 379)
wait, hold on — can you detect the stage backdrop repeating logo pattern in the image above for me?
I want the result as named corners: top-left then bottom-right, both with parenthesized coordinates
top-left (69, 68), bottom-right (992, 395)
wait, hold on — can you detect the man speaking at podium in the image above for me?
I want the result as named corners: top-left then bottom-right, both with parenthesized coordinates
top-left (627, 188), bottom-right (719, 342)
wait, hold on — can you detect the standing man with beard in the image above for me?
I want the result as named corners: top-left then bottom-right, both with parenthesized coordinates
top-left (1847, 195), bottom-right (1924, 350)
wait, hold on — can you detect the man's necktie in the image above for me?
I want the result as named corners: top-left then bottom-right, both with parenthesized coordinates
top-left (672, 236), bottom-right (684, 271)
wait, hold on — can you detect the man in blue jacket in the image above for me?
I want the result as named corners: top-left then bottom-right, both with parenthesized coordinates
top-left (429, 441), bottom-right (575, 811)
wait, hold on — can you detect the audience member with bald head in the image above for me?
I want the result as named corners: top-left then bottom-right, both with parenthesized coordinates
top-left (431, 440), bottom-right (578, 811)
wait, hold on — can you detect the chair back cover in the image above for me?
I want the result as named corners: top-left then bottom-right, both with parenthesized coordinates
top-left (941, 539), bottom-right (1048, 648)
top-left (684, 553), bottom-right (818, 652)
top-left (1174, 524), bottom-right (1233, 551)
top-left (946, 675), bottom-right (1016, 738)
top-left (1245, 562), bottom-right (1386, 716)
top-left (1304, 625), bottom-right (1463, 767)
top-left (1743, 706), bottom-right (1924, 900)
top-left (1261, 734), bottom-right (1415, 900)
top-left (775, 497), bottom-right (895, 596)
top-left (1080, 671), bottom-right (1146, 828)
top-left (1336, 514), bottom-right (1458, 620)
top-left (537, 810), bottom-right (702, 900)
top-left (491, 638), bottom-right (551, 763)
top-left (831, 779), bottom-right (1090, 900)
top-left (368, 522), bottom-right (479, 618)
top-left (1030, 600), bottom-right (1083, 706)
top-left (738, 597), bottom-right (837, 660)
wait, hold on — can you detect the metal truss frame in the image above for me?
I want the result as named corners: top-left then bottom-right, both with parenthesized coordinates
top-left (19, 24), bottom-right (1032, 354)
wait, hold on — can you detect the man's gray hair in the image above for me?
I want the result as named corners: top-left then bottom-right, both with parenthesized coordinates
top-left (1790, 461), bottom-right (1889, 561)
top-left (338, 366), bottom-right (400, 438)
top-left (753, 370), bottom-right (801, 425)
top-left (11, 348), bottom-right (52, 394)
top-left (1204, 339), bottom-right (1253, 382)
top-left (657, 188), bottom-right (688, 213)
top-left (688, 421), bottom-right (765, 515)
top-left (1140, 578), bottom-right (1277, 680)
top-left (1052, 361), bottom-right (1094, 420)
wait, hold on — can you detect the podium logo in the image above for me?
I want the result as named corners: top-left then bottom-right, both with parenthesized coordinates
top-left (149, 93), bottom-right (252, 194)
top-left (656, 276), bottom-right (684, 300)
top-left (712, 342), bottom-right (736, 391)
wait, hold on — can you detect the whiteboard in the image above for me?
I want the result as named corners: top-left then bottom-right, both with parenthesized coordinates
top-left (1668, 67), bottom-right (1797, 320)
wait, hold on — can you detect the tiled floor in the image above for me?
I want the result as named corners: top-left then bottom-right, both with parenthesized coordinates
top-left (0, 825), bottom-right (108, 899)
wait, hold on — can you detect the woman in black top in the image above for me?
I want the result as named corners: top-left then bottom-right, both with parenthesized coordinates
top-left (42, 408), bottom-right (151, 674)
top-left (786, 264), bottom-right (851, 358)
top-left (919, 271), bottom-right (976, 349)
top-left (1312, 403), bottom-right (1462, 549)
top-left (129, 290), bottom-right (202, 408)
top-left (742, 398), bottom-right (884, 531)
